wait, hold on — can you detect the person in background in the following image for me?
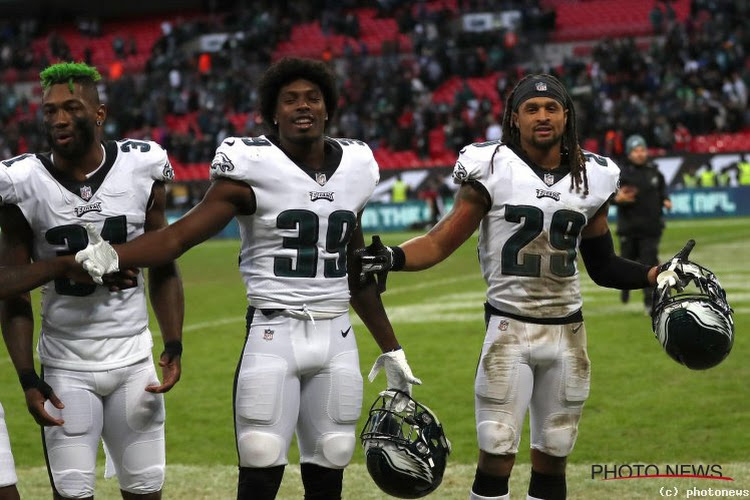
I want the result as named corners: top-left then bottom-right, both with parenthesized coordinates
top-left (614, 134), bottom-right (672, 313)
top-left (391, 173), bottom-right (409, 202)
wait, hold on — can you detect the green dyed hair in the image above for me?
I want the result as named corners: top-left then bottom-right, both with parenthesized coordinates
top-left (39, 62), bottom-right (102, 93)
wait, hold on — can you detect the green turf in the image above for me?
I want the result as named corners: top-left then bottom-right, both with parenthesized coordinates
top-left (1, 216), bottom-right (748, 498)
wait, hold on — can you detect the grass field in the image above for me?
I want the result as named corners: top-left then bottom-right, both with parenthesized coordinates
top-left (1, 216), bottom-right (748, 499)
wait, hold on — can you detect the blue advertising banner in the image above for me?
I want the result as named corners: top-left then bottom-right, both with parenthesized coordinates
top-left (168, 187), bottom-right (748, 237)
top-left (608, 186), bottom-right (750, 220)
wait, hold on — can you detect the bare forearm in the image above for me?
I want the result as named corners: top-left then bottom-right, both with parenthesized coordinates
top-left (115, 229), bottom-right (187, 269)
top-left (400, 234), bottom-right (453, 271)
top-left (350, 283), bottom-right (399, 352)
top-left (399, 183), bottom-right (486, 271)
top-left (148, 264), bottom-right (184, 344)
top-left (0, 257), bottom-right (72, 300)
top-left (1, 297), bottom-right (36, 374)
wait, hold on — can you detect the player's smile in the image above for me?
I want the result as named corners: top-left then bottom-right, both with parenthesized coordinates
top-left (275, 78), bottom-right (327, 142)
top-left (291, 114), bottom-right (315, 130)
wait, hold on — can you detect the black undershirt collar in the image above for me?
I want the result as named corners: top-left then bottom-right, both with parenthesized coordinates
top-left (266, 135), bottom-right (343, 184)
top-left (36, 141), bottom-right (118, 201)
top-left (506, 142), bottom-right (571, 185)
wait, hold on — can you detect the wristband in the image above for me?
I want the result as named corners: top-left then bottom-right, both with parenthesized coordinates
top-left (19, 369), bottom-right (41, 391)
top-left (390, 246), bottom-right (405, 271)
top-left (387, 345), bottom-right (402, 353)
top-left (163, 340), bottom-right (183, 357)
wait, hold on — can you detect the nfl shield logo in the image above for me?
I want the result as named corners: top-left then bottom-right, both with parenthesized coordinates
top-left (544, 173), bottom-right (555, 186)
top-left (535, 81), bottom-right (547, 92)
top-left (316, 173), bottom-right (327, 186)
top-left (263, 328), bottom-right (274, 341)
top-left (80, 185), bottom-right (93, 200)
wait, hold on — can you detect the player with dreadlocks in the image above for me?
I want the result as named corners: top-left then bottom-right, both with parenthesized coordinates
top-left (0, 61), bottom-right (182, 499)
top-left (356, 73), bottom-right (663, 499)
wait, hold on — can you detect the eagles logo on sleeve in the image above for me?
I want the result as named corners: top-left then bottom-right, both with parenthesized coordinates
top-left (452, 161), bottom-right (468, 183)
top-left (211, 152), bottom-right (235, 173)
top-left (162, 159), bottom-right (175, 181)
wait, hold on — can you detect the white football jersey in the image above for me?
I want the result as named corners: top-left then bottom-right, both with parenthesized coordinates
top-left (0, 140), bottom-right (174, 370)
top-left (453, 142), bottom-right (619, 320)
top-left (210, 136), bottom-right (379, 314)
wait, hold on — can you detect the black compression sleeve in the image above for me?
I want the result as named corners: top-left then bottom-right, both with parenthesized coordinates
top-left (390, 246), bottom-right (405, 271)
top-left (579, 231), bottom-right (652, 289)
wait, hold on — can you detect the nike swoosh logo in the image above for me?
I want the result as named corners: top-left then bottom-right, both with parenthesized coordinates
top-left (572, 324), bottom-right (582, 334)
top-left (341, 326), bottom-right (351, 338)
top-left (225, 140), bottom-right (235, 146)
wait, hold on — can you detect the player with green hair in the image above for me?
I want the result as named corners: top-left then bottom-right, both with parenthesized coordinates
top-left (39, 61), bottom-right (102, 91)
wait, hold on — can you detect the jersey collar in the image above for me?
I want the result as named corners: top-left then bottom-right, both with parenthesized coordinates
top-left (267, 135), bottom-right (343, 185)
top-left (37, 141), bottom-right (118, 201)
top-left (507, 142), bottom-right (571, 186)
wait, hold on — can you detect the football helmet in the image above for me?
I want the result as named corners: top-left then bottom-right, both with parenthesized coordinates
top-left (360, 390), bottom-right (450, 498)
top-left (652, 257), bottom-right (734, 370)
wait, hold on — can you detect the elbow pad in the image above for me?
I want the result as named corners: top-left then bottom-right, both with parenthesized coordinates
top-left (579, 231), bottom-right (651, 289)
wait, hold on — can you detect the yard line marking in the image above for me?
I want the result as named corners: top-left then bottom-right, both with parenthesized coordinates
top-left (384, 274), bottom-right (483, 295)
top-left (183, 317), bottom-right (244, 332)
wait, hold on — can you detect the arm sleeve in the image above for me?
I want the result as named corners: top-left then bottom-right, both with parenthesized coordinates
top-left (579, 231), bottom-right (652, 289)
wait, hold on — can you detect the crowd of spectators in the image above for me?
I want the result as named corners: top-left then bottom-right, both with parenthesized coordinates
top-left (0, 0), bottom-right (748, 202)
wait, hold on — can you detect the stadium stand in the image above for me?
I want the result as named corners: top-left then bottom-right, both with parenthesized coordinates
top-left (0, 0), bottom-right (748, 188)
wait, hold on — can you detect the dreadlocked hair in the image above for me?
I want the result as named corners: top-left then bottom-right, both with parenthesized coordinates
top-left (498, 73), bottom-right (589, 195)
top-left (40, 62), bottom-right (102, 95)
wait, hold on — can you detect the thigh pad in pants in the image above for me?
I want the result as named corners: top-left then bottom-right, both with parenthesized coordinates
top-left (475, 317), bottom-right (529, 455)
top-left (236, 353), bottom-right (289, 468)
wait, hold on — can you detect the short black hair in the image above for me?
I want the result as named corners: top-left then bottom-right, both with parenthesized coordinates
top-left (39, 62), bottom-right (102, 104)
top-left (258, 57), bottom-right (338, 130)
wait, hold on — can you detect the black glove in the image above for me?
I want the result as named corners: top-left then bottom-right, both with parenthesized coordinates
top-left (356, 235), bottom-right (395, 293)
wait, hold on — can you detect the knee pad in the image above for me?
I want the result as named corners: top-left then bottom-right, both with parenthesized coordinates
top-left (116, 439), bottom-right (165, 493)
top-left (236, 355), bottom-right (286, 424)
top-left (238, 431), bottom-right (286, 468)
top-left (477, 411), bottom-right (518, 455)
top-left (315, 433), bottom-right (355, 469)
top-left (52, 469), bottom-right (95, 499)
top-left (540, 413), bottom-right (580, 457)
top-left (46, 426), bottom-right (96, 498)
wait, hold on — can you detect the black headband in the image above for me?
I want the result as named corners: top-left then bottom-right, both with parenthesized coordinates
top-left (511, 76), bottom-right (568, 111)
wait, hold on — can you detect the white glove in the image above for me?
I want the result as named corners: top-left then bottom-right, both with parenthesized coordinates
top-left (656, 268), bottom-right (679, 289)
top-left (75, 223), bottom-right (119, 285)
top-left (656, 258), bottom-right (682, 290)
top-left (368, 348), bottom-right (422, 395)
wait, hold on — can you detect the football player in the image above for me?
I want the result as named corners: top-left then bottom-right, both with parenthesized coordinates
top-left (358, 75), bottom-right (664, 500)
top-left (0, 402), bottom-right (19, 500)
top-left (74, 57), bottom-right (419, 500)
top-left (0, 62), bottom-right (183, 499)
